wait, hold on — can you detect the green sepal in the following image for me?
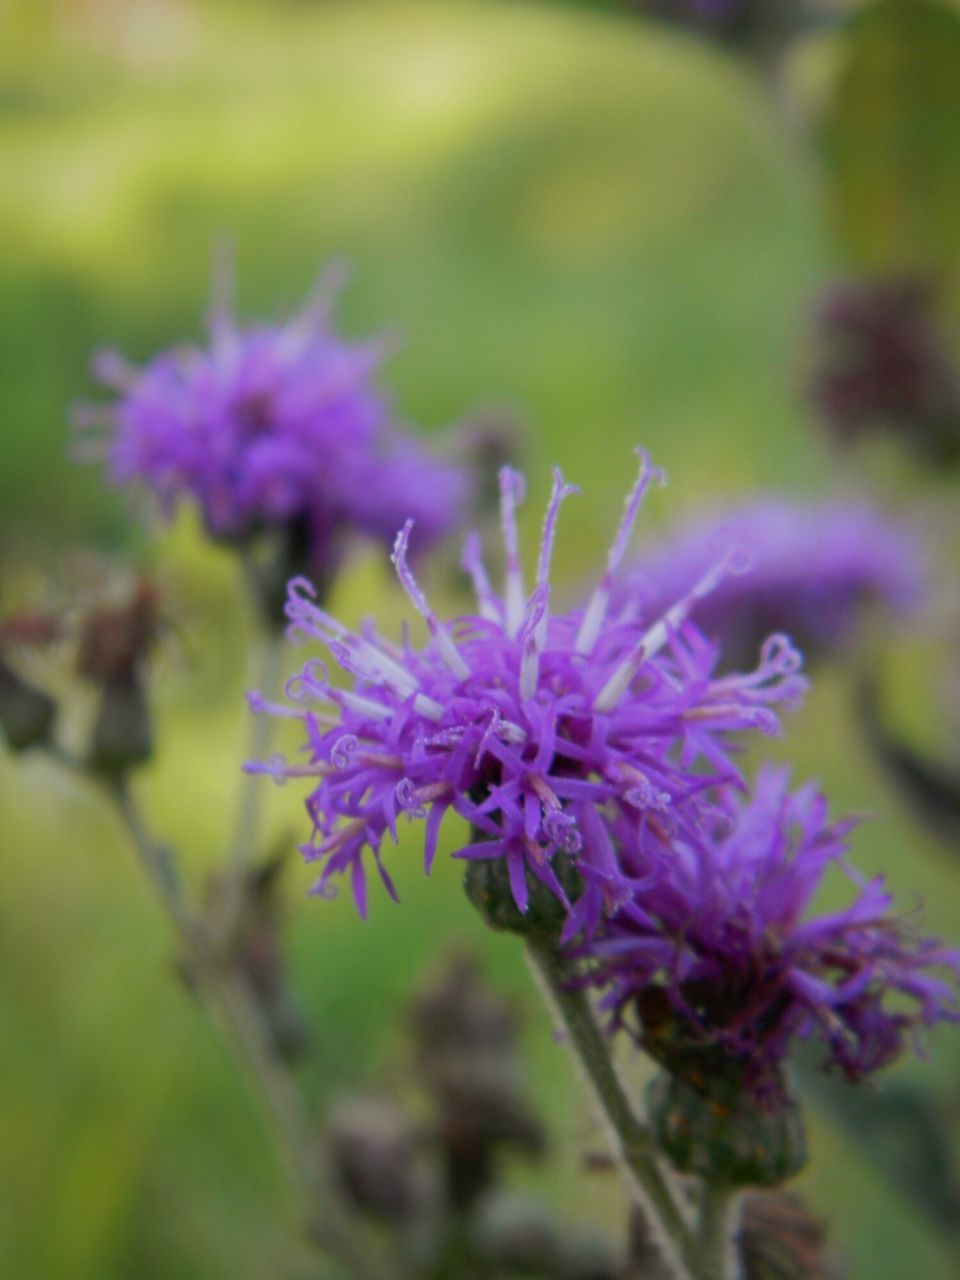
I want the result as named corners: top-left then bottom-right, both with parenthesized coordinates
top-left (648, 1069), bottom-right (807, 1188)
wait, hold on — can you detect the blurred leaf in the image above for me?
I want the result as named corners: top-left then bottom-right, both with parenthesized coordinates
top-left (857, 672), bottom-right (960, 851)
top-left (798, 1050), bottom-right (960, 1254)
top-left (823, 0), bottom-right (960, 282)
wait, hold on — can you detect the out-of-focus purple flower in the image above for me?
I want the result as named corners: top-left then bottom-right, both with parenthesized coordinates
top-left (77, 264), bottom-right (470, 585)
top-left (616, 498), bottom-right (925, 670)
top-left (585, 765), bottom-right (960, 1086)
top-left (245, 453), bottom-right (806, 923)
top-left (811, 277), bottom-right (960, 464)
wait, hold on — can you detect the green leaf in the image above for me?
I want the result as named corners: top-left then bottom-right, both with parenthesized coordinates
top-left (798, 1052), bottom-right (960, 1251)
top-left (823, 0), bottom-right (960, 279)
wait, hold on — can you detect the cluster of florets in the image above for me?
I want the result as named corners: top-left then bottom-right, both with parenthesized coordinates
top-left (247, 454), bottom-right (805, 920)
top-left (77, 264), bottom-right (469, 579)
top-left (583, 765), bottom-right (960, 1086)
top-left (248, 452), bottom-right (959, 1084)
top-left (617, 497), bottom-right (925, 669)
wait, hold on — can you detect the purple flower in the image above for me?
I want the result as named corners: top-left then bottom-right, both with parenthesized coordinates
top-left (78, 264), bottom-right (470, 582)
top-left (246, 453), bottom-right (806, 922)
top-left (584, 765), bottom-right (960, 1084)
top-left (616, 498), bottom-right (925, 670)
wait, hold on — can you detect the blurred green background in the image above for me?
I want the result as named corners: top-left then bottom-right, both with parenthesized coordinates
top-left (2, 2), bottom-right (960, 1278)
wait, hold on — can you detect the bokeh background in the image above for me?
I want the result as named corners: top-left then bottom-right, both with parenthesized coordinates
top-left (2, 2), bottom-right (960, 1277)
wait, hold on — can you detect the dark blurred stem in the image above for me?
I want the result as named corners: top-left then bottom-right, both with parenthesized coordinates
top-left (218, 622), bottom-right (286, 940)
top-left (525, 943), bottom-right (698, 1280)
top-left (107, 776), bottom-right (398, 1280)
top-left (112, 776), bottom-right (190, 933)
top-left (694, 1185), bottom-right (738, 1280)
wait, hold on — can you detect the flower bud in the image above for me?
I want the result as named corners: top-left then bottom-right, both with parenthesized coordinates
top-left (739, 1191), bottom-right (840, 1280)
top-left (473, 1190), bottom-right (620, 1280)
top-left (412, 951), bottom-right (545, 1208)
top-left (77, 578), bottom-right (162, 774)
top-left (464, 851), bottom-right (581, 945)
top-left (329, 1095), bottom-right (428, 1222)
top-left (647, 1069), bottom-right (806, 1188)
top-left (88, 676), bottom-right (153, 774)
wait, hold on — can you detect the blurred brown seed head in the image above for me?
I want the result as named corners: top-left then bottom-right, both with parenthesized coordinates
top-left (329, 1095), bottom-right (429, 1223)
top-left (811, 276), bottom-right (960, 465)
top-left (411, 951), bottom-right (545, 1208)
top-left (0, 611), bottom-right (63, 652)
top-left (76, 576), bottom-right (165, 686)
top-left (740, 1191), bottom-right (844, 1280)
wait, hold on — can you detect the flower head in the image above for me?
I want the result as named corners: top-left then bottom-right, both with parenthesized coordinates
top-left (616, 498), bottom-right (925, 670)
top-left (247, 453), bottom-right (806, 925)
top-left (584, 765), bottom-right (960, 1086)
top-left (77, 263), bottom-right (469, 583)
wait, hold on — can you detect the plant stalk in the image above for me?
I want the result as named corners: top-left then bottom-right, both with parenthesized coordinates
top-left (108, 776), bottom-right (397, 1280)
top-left (694, 1184), bottom-right (740, 1280)
top-left (217, 622), bottom-right (287, 939)
top-left (525, 942), bottom-right (700, 1280)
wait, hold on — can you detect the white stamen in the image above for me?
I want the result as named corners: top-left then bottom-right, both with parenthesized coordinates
top-left (636, 555), bottom-right (731, 661)
top-left (284, 659), bottom-right (332, 703)
top-left (498, 719), bottom-right (528, 744)
top-left (536, 467), bottom-right (580, 592)
top-left (519, 630), bottom-right (539, 703)
top-left (593, 640), bottom-right (647, 712)
top-left (593, 552), bottom-right (733, 712)
top-left (413, 694), bottom-right (445, 722)
top-left (576, 449), bottom-right (664, 655)
top-left (242, 756), bottom-right (335, 785)
top-left (461, 532), bottom-right (502, 622)
top-left (534, 467), bottom-right (579, 650)
top-left (499, 467), bottom-right (526, 637)
top-left (287, 578), bottom-right (427, 699)
top-left (247, 690), bottom-right (328, 722)
top-left (518, 586), bottom-right (549, 702)
top-left (331, 640), bottom-right (421, 699)
top-left (392, 521), bottom-right (470, 680)
top-left (337, 690), bottom-right (394, 721)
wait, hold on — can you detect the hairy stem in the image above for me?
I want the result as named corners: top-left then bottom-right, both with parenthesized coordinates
top-left (694, 1185), bottom-right (740, 1280)
top-left (525, 943), bottom-right (698, 1280)
top-left (108, 776), bottom-right (396, 1280)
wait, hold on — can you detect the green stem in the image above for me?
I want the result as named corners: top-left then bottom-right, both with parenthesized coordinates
top-left (107, 777), bottom-right (398, 1280)
top-left (217, 624), bottom-right (286, 940)
top-left (525, 943), bottom-right (698, 1280)
top-left (694, 1185), bottom-right (739, 1280)
top-left (112, 777), bottom-right (191, 934)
